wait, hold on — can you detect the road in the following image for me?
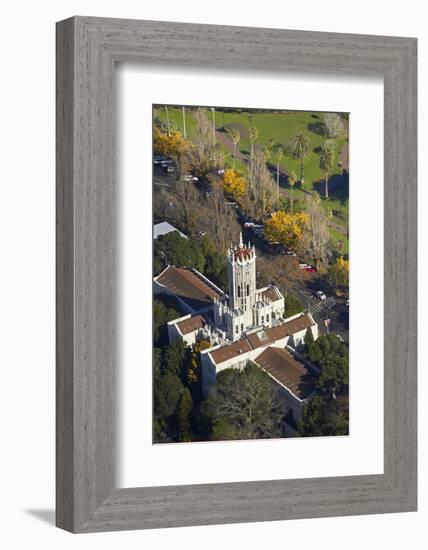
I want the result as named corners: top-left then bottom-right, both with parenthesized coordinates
top-left (292, 285), bottom-right (349, 343)
top-left (153, 166), bottom-right (176, 189)
top-left (241, 223), bottom-right (349, 342)
top-left (153, 162), bottom-right (349, 343)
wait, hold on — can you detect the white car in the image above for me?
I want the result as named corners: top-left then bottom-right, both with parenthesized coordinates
top-left (299, 263), bottom-right (309, 269)
top-left (315, 290), bottom-right (327, 301)
top-left (183, 174), bottom-right (199, 182)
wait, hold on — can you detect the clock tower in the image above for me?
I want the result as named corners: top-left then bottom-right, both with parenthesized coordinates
top-left (227, 232), bottom-right (257, 330)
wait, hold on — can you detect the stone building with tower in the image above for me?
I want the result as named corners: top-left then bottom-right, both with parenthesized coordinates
top-left (154, 231), bottom-right (319, 424)
top-left (213, 232), bottom-right (285, 342)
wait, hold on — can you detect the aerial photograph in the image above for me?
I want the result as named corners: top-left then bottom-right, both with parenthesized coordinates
top-left (152, 105), bottom-right (349, 443)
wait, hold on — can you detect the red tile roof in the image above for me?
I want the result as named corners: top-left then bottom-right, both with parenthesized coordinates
top-left (260, 286), bottom-right (282, 302)
top-left (246, 314), bottom-right (313, 350)
top-left (255, 347), bottom-right (315, 400)
top-left (176, 314), bottom-right (208, 335)
top-left (210, 338), bottom-right (252, 363)
top-left (155, 266), bottom-right (221, 311)
top-left (234, 248), bottom-right (252, 261)
top-left (208, 314), bottom-right (315, 365)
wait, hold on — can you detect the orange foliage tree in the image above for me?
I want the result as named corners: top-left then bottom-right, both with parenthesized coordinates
top-left (187, 339), bottom-right (212, 386)
top-left (222, 168), bottom-right (247, 201)
top-left (328, 256), bottom-right (349, 288)
top-left (264, 211), bottom-right (309, 249)
top-left (153, 127), bottom-right (192, 159)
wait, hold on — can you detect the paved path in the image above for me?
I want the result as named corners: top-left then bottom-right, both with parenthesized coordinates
top-left (203, 112), bottom-right (348, 236)
top-left (340, 141), bottom-right (349, 171)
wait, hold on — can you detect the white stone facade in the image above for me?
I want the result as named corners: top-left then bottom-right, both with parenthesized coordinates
top-left (213, 233), bottom-right (285, 341)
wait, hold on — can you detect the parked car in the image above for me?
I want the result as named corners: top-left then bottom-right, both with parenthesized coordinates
top-left (244, 222), bottom-right (255, 228)
top-left (346, 299), bottom-right (349, 307)
top-left (315, 290), bottom-right (327, 301)
top-left (183, 174), bottom-right (199, 182)
top-left (299, 263), bottom-right (309, 269)
top-left (153, 155), bottom-right (167, 165)
top-left (217, 168), bottom-right (225, 175)
top-left (160, 158), bottom-right (174, 166)
top-left (304, 266), bottom-right (316, 273)
top-left (163, 164), bottom-right (175, 174)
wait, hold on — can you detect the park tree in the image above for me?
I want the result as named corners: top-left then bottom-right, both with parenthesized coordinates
top-left (177, 387), bottom-right (194, 442)
top-left (173, 177), bottom-right (201, 236)
top-left (244, 147), bottom-right (277, 219)
top-left (186, 339), bottom-right (212, 388)
top-left (153, 297), bottom-right (181, 345)
top-left (189, 109), bottom-right (224, 176)
top-left (323, 113), bottom-right (344, 138)
top-left (264, 210), bottom-right (309, 250)
top-left (227, 128), bottom-right (241, 169)
top-left (319, 140), bottom-right (336, 198)
top-left (298, 334), bottom-right (349, 436)
top-left (304, 334), bottom-right (349, 397)
top-left (291, 133), bottom-right (311, 186)
top-left (283, 292), bottom-right (304, 318)
top-left (199, 235), bottom-right (228, 291)
top-left (153, 372), bottom-right (185, 442)
top-left (206, 182), bottom-right (239, 253)
top-left (153, 127), bottom-right (192, 160)
top-left (304, 327), bottom-right (315, 351)
top-left (222, 168), bottom-right (247, 201)
top-left (297, 394), bottom-right (349, 437)
top-left (162, 340), bottom-right (188, 379)
top-left (248, 124), bottom-right (259, 189)
top-left (204, 362), bottom-right (285, 440)
top-left (288, 170), bottom-right (298, 213)
top-left (154, 231), bottom-right (205, 274)
top-left (272, 145), bottom-right (284, 200)
top-left (328, 256), bottom-right (349, 288)
top-left (303, 192), bottom-right (330, 270)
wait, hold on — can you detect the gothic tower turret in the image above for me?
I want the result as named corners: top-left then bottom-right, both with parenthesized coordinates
top-left (227, 232), bottom-right (257, 331)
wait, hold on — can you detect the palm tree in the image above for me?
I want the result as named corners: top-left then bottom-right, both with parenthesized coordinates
top-left (319, 140), bottom-right (336, 198)
top-left (227, 128), bottom-right (241, 169)
top-left (288, 170), bottom-right (297, 213)
top-left (292, 133), bottom-right (310, 187)
top-left (182, 106), bottom-right (187, 138)
top-left (248, 125), bottom-right (259, 189)
top-left (271, 146), bottom-right (283, 200)
top-left (165, 105), bottom-right (171, 136)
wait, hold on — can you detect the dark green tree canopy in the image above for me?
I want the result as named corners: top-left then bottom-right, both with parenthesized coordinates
top-left (154, 231), bottom-right (205, 275)
top-left (299, 334), bottom-right (349, 437)
top-left (204, 362), bottom-right (285, 440)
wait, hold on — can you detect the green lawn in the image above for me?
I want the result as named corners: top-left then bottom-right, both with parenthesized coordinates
top-left (154, 105), bottom-right (199, 137)
top-left (155, 106), bottom-right (347, 186)
top-left (217, 109), bottom-right (347, 190)
top-left (154, 106), bottom-right (349, 233)
top-left (329, 227), bottom-right (349, 257)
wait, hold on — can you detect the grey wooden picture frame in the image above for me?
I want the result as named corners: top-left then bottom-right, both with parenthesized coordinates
top-left (56, 16), bottom-right (417, 533)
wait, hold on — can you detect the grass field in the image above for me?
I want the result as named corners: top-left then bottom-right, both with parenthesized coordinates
top-left (154, 105), bottom-right (349, 246)
top-left (155, 106), bottom-right (347, 184)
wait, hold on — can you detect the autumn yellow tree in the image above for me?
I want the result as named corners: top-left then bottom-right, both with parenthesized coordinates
top-left (264, 211), bottom-right (309, 249)
top-left (222, 168), bottom-right (247, 201)
top-left (187, 340), bottom-right (212, 386)
top-left (328, 256), bottom-right (349, 288)
top-left (153, 127), bottom-right (192, 159)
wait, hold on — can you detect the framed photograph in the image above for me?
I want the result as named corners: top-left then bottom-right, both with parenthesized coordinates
top-left (56, 16), bottom-right (417, 532)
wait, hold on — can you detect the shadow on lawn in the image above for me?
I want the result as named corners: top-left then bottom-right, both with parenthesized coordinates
top-left (313, 171), bottom-right (349, 204)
